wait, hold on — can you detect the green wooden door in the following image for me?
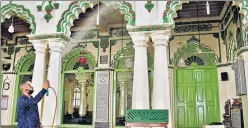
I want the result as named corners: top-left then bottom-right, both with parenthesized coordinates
top-left (175, 66), bottom-right (220, 128)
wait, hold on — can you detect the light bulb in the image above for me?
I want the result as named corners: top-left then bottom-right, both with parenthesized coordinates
top-left (8, 24), bottom-right (14, 33)
top-left (96, 14), bottom-right (100, 25)
top-left (206, 1), bottom-right (210, 15)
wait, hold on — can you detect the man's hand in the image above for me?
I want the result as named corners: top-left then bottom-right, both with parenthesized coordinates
top-left (43, 81), bottom-right (50, 90)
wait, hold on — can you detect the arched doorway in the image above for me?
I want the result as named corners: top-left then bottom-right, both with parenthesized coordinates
top-left (12, 51), bottom-right (35, 123)
top-left (112, 43), bottom-right (154, 126)
top-left (173, 42), bottom-right (220, 128)
top-left (61, 48), bottom-right (96, 126)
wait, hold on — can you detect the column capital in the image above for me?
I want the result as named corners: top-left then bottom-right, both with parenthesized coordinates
top-left (48, 39), bottom-right (66, 53)
top-left (30, 40), bottom-right (48, 54)
top-left (129, 32), bottom-right (149, 48)
top-left (151, 32), bottom-right (170, 46)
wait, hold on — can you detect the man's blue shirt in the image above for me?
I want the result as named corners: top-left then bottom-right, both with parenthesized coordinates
top-left (17, 88), bottom-right (47, 128)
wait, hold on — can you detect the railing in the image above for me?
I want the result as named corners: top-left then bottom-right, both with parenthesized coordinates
top-left (125, 109), bottom-right (168, 123)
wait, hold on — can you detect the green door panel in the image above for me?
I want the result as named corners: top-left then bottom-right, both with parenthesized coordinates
top-left (175, 66), bottom-right (220, 128)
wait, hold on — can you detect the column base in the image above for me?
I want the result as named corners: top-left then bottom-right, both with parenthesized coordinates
top-left (95, 122), bottom-right (109, 128)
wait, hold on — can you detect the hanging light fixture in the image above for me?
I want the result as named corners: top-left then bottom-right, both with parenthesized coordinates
top-left (206, 1), bottom-right (210, 15)
top-left (96, 2), bottom-right (100, 25)
top-left (8, 13), bottom-right (14, 33)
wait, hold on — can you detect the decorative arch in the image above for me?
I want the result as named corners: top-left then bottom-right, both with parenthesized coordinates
top-left (171, 42), bottom-right (218, 66)
top-left (1, 3), bottom-right (36, 34)
top-left (163, 1), bottom-right (189, 26)
top-left (56, 1), bottom-right (135, 36)
top-left (232, 1), bottom-right (248, 25)
top-left (14, 51), bottom-right (35, 73)
top-left (62, 48), bottom-right (97, 71)
top-left (111, 44), bottom-right (154, 68)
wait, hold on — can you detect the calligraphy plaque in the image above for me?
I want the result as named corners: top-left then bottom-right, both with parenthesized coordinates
top-left (95, 70), bottom-right (110, 128)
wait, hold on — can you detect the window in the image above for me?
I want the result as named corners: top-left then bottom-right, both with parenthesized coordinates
top-left (185, 56), bottom-right (204, 66)
top-left (73, 88), bottom-right (80, 107)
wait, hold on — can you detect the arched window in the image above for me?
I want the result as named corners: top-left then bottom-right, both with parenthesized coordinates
top-left (185, 56), bottom-right (205, 66)
top-left (73, 88), bottom-right (81, 107)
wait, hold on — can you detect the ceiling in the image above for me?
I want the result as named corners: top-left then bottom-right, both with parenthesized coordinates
top-left (71, 4), bottom-right (125, 31)
top-left (1, 16), bottom-right (31, 40)
top-left (1, 1), bottom-right (229, 41)
top-left (175, 1), bottom-right (227, 21)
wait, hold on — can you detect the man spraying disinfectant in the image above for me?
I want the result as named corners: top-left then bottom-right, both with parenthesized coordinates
top-left (17, 81), bottom-right (50, 128)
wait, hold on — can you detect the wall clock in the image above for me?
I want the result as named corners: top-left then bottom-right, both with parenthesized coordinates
top-left (3, 82), bottom-right (10, 90)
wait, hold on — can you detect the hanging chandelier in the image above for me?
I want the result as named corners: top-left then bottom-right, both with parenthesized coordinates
top-left (8, 13), bottom-right (14, 33)
top-left (206, 1), bottom-right (210, 15)
top-left (96, 2), bottom-right (100, 25)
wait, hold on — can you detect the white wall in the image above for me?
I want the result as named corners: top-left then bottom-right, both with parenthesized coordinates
top-left (217, 66), bottom-right (237, 121)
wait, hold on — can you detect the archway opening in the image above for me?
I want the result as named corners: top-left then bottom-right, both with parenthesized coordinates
top-left (112, 44), bottom-right (154, 126)
top-left (62, 48), bottom-right (96, 126)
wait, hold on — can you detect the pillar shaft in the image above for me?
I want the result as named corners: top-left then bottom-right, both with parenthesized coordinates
top-left (79, 81), bottom-right (87, 116)
top-left (130, 32), bottom-right (150, 109)
top-left (30, 40), bottom-right (48, 116)
top-left (42, 39), bottom-right (66, 126)
top-left (118, 80), bottom-right (127, 117)
top-left (151, 32), bottom-right (172, 128)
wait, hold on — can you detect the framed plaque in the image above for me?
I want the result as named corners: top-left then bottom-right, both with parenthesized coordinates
top-left (1, 95), bottom-right (9, 110)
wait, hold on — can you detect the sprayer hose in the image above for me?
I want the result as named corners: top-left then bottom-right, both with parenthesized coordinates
top-left (40, 87), bottom-right (57, 128)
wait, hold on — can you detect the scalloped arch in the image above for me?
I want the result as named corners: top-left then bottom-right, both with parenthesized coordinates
top-left (111, 44), bottom-right (154, 68)
top-left (57, 1), bottom-right (136, 36)
top-left (171, 43), bottom-right (218, 66)
top-left (62, 48), bottom-right (97, 71)
top-left (1, 3), bottom-right (36, 34)
top-left (163, 1), bottom-right (189, 27)
top-left (15, 51), bottom-right (35, 73)
top-left (233, 1), bottom-right (248, 25)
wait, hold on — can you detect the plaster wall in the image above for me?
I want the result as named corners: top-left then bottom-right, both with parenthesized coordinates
top-left (217, 66), bottom-right (237, 121)
top-left (1, 47), bottom-right (32, 125)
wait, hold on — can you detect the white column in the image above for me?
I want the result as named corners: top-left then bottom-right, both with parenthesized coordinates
top-left (79, 81), bottom-right (87, 116)
top-left (151, 32), bottom-right (172, 128)
top-left (241, 52), bottom-right (248, 128)
top-left (30, 40), bottom-right (48, 115)
top-left (75, 73), bottom-right (87, 117)
top-left (42, 39), bottom-right (66, 127)
top-left (68, 86), bottom-right (74, 115)
top-left (130, 32), bottom-right (150, 109)
top-left (118, 80), bottom-right (127, 117)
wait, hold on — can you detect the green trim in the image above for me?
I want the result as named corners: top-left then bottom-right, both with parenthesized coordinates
top-left (218, 33), bottom-right (222, 63)
top-left (14, 51), bottom-right (35, 73)
top-left (111, 44), bottom-right (154, 68)
top-left (236, 46), bottom-right (248, 56)
top-left (216, 62), bottom-right (233, 67)
top-left (62, 48), bottom-right (97, 71)
top-left (171, 41), bottom-right (217, 66)
top-left (163, 1), bottom-right (189, 26)
top-left (57, 1), bottom-right (135, 35)
top-left (127, 25), bottom-right (171, 32)
top-left (28, 32), bottom-right (71, 42)
top-left (1, 3), bottom-right (36, 34)
top-left (145, 1), bottom-right (154, 13)
top-left (232, 1), bottom-right (248, 25)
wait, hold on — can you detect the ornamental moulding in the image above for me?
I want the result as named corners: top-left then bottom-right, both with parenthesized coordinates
top-left (163, 1), bottom-right (189, 26)
top-left (1, 3), bottom-right (36, 34)
top-left (232, 1), bottom-right (248, 25)
top-left (27, 33), bottom-right (72, 42)
top-left (56, 1), bottom-right (136, 36)
top-left (127, 25), bottom-right (171, 33)
top-left (174, 23), bottom-right (213, 33)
